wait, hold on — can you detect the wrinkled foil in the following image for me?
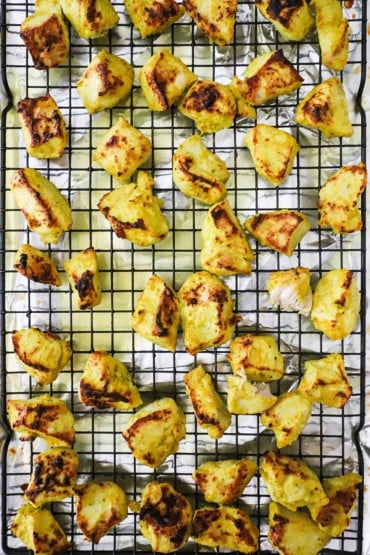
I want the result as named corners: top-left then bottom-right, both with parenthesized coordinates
top-left (0, 1), bottom-right (368, 553)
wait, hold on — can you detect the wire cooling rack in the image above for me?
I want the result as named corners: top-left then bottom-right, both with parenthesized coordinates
top-left (0, 0), bottom-right (367, 553)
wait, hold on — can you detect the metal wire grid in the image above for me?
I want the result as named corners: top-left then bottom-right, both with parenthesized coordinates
top-left (0, 0), bottom-right (367, 553)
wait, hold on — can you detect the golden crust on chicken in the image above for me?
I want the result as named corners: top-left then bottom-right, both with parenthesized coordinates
top-left (192, 458), bottom-right (257, 504)
top-left (7, 394), bottom-right (75, 447)
top-left (267, 266), bottom-right (312, 316)
top-left (178, 80), bottom-right (237, 134)
top-left (178, 271), bottom-right (238, 355)
top-left (140, 49), bottom-right (196, 111)
top-left (227, 333), bottom-right (284, 382)
top-left (227, 375), bottom-right (278, 414)
top-left (191, 506), bottom-right (259, 554)
top-left (200, 200), bottom-right (254, 276)
top-left (79, 351), bottom-right (142, 410)
top-left (93, 117), bottom-right (152, 184)
top-left (139, 481), bottom-right (192, 553)
top-left (245, 210), bottom-right (310, 256)
top-left (298, 354), bottom-right (352, 408)
top-left (261, 391), bottom-right (312, 449)
top-left (60, 0), bottom-right (119, 39)
top-left (172, 134), bottom-right (229, 204)
top-left (184, 365), bottom-right (231, 440)
top-left (318, 163), bottom-right (367, 234)
top-left (244, 124), bottom-right (300, 186)
top-left (75, 481), bottom-right (128, 543)
top-left (295, 77), bottom-right (353, 138)
top-left (98, 171), bottom-right (169, 247)
top-left (23, 447), bottom-right (78, 507)
top-left (77, 50), bottom-right (134, 114)
top-left (124, 0), bottom-right (184, 38)
top-left (64, 247), bottom-right (102, 310)
top-left (11, 504), bottom-right (70, 554)
top-left (11, 168), bottom-right (72, 244)
top-left (122, 397), bottom-right (186, 468)
top-left (255, 0), bottom-right (314, 41)
top-left (17, 94), bottom-right (67, 159)
top-left (310, 269), bottom-right (360, 340)
top-left (311, 0), bottom-right (349, 71)
top-left (14, 244), bottom-right (62, 286)
top-left (12, 327), bottom-right (72, 386)
top-left (132, 274), bottom-right (180, 352)
top-left (183, 0), bottom-right (237, 46)
top-left (228, 78), bottom-right (257, 119)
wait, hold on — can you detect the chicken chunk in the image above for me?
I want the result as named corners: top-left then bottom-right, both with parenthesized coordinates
top-left (11, 168), bottom-right (72, 244)
top-left (140, 49), bottom-right (196, 111)
top-left (132, 274), bottom-right (180, 352)
top-left (184, 365), bottom-right (231, 440)
top-left (295, 77), bottom-right (353, 138)
top-left (98, 171), bottom-right (169, 247)
top-left (17, 94), bottom-right (67, 159)
top-left (64, 247), bottom-right (102, 310)
top-left (79, 351), bottom-right (142, 410)
top-left (172, 134), bottom-right (229, 204)
top-left (267, 266), bottom-right (312, 316)
top-left (93, 117), bottom-right (152, 184)
top-left (228, 78), bottom-right (257, 118)
top-left (298, 354), bottom-right (352, 408)
top-left (227, 333), bottom-right (284, 382)
top-left (23, 447), bottom-right (78, 507)
top-left (7, 394), bottom-right (75, 447)
top-left (311, 0), bottom-right (349, 71)
top-left (12, 327), bottom-right (72, 386)
top-left (318, 163), bottom-right (367, 234)
top-left (244, 210), bottom-right (310, 256)
top-left (75, 481), bottom-right (128, 543)
top-left (310, 269), bottom-right (360, 340)
top-left (191, 506), bottom-right (259, 554)
top-left (124, 0), bottom-right (184, 38)
top-left (183, 0), bottom-right (237, 46)
top-left (261, 391), bottom-right (312, 449)
top-left (11, 504), bottom-right (70, 555)
top-left (227, 375), bottom-right (277, 414)
top-left (244, 124), bottom-right (300, 186)
top-left (193, 458), bottom-right (257, 504)
top-left (255, 0), bottom-right (314, 41)
top-left (178, 271), bottom-right (238, 355)
top-left (77, 50), bottom-right (134, 114)
top-left (60, 0), bottom-right (119, 39)
top-left (20, 1), bottom-right (69, 69)
top-left (178, 80), bottom-right (237, 134)
top-left (14, 244), bottom-right (62, 286)
top-left (139, 481), bottom-right (192, 553)
top-left (200, 200), bottom-right (254, 275)
top-left (122, 397), bottom-right (186, 468)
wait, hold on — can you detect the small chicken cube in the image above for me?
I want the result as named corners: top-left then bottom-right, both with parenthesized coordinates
top-left (200, 200), bottom-right (254, 276)
top-left (183, 0), bottom-right (237, 46)
top-left (98, 171), bottom-right (169, 247)
top-left (77, 50), bottom-right (134, 114)
top-left (140, 49), bottom-right (196, 111)
top-left (14, 244), bottom-right (62, 286)
top-left (245, 209), bottom-right (311, 256)
top-left (122, 397), bottom-right (186, 468)
top-left (184, 365), bottom-right (231, 440)
top-left (193, 458), bottom-right (257, 504)
top-left (227, 333), bottom-right (284, 382)
top-left (124, 0), bottom-right (184, 38)
top-left (132, 274), bottom-right (180, 352)
top-left (227, 375), bottom-right (278, 414)
top-left (10, 168), bottom-right (72, 244)
top-left (172, 134), bottom-right (229, 204)
top-left (311, 0), bottom-right (349, 71)
top-left (228, 78), bottom-right (257, 118)
top-left (60, 0), bottom-right (119, 39)
top-left (255, 0), bottom-right (314, 41)
top-left (93, 117), bottom-right (152, 184)
top-left (267, 266), bottom-right (312, 316)
top-left (75, 481), bottom-right (128, 543)
top-left (79, 351), bottom-right (142, 410)
top-left (139, 481), bottom-right (192, 553)
top-left (64, 246), bottom-right (102, 310)
top-left (12, 327), bottom-right (72, 386)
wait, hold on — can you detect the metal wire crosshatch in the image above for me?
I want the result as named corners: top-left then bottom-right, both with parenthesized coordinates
top-left (0, 0), bottom-right (367, 553)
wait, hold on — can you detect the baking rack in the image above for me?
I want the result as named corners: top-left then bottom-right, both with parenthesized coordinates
top-left (0, 0), bottom-right (367, 553)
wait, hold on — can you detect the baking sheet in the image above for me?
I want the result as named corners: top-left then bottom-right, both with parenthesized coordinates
top-left (0, 0), bottom-right (368, 553)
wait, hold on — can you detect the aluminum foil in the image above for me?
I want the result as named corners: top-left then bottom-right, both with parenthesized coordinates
top-left (1, 0), bottom-right (368, 553)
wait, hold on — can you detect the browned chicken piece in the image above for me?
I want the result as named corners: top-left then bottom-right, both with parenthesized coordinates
top-left (227, 333), bottom-right (284, 382)
top-left (227, 376), bottom-right (278, 415)
top-left (267, 266), bottom-right (312, 316)
top-left (124, 0), bottom-right (184, 38)
top-left (14, 244), bottom-right (62, 286)
top-left (183, 0), bottom-right (237, 46)
top-left (311, 0), bottom-right (349, 71)
top-left (255, 0), bottom-right (314, 41)
top-left (60, 0), bottom-right (119, 39)
top-left (139, 481), bottom-right (192, 552)
top-left (64, 247), bottom-right (102, 310)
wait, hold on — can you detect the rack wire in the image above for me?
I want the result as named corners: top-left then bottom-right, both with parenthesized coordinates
top-left (0, 0), bottom-right (367, 553)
